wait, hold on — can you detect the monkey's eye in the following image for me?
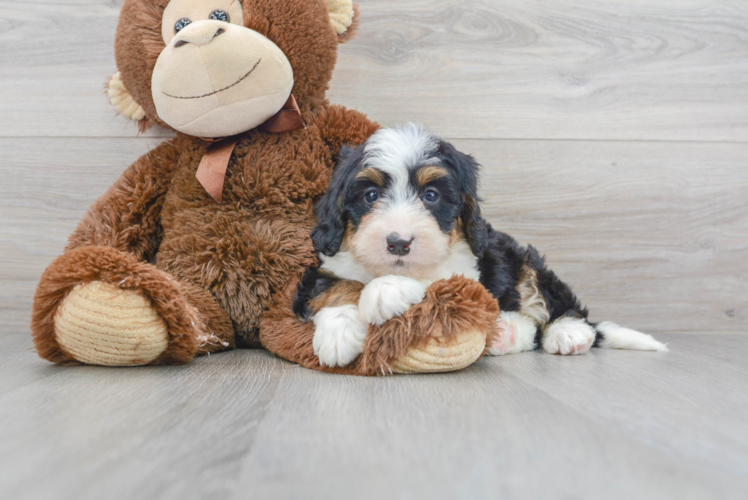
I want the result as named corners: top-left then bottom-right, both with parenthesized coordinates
top-left (174, 18), bottom-right (192, 33)
top-left (423, 189), bottom-right (440, 203)
top-left (364, 189), bottom-right (379, 204)
top-left (210, 9), bottom-right (229, 22)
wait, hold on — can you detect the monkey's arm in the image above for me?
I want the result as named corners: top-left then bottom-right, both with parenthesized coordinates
top-left (66, 140), bottom-right (181, 259)
top-left (262, 274), bottom-right (500, 376)
top-left (317, 105), bottom-right (380, 160)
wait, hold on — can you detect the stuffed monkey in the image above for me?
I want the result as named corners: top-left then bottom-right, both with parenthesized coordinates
top-left (31, 0), bottom-right (499, 375)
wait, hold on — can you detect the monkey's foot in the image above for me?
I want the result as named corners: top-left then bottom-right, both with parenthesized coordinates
top-left (391, 327), bottom-right (486, 373)
top-left (55, 281), bottom-right (168, 366)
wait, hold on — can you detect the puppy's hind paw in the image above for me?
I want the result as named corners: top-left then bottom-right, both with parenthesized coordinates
top-left (542, 317), bottom-right (595, 355)
top-left (313, 305), bottom-right (368, 367)
top-left (358, 275), bottom-right (427, 326)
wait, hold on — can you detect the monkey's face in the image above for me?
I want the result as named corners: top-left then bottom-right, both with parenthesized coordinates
top-left (151, 0), bottom-right (293, 137)
top-left (111, 0), bottom-right (355, 135)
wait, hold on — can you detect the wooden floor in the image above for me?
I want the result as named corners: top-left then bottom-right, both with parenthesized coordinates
top-left (2, 0), bottom-right (747, 498)
top-left (2, 331), bottom-right (747, 500)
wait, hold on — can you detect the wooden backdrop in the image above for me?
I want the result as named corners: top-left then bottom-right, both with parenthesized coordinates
top-left (2, 0), bottom-right (747, 334)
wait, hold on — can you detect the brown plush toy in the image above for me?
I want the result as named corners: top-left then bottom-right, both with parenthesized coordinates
top-left (31, 0), bottom-right (499, 375)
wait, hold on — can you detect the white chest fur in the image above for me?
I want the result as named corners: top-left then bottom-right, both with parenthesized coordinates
top-left (425, 239), bottom-right (480, 284)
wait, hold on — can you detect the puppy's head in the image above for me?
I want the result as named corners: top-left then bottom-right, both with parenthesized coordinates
top-left (312, 124), bottom-right (488, 279)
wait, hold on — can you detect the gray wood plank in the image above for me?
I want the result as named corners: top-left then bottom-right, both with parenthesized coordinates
top-left (0, 0), bottom-right (168, 139)
top-left (334, 0), bottom-right (748, 141)
top-left (0, 333), bottom-right (59, 397)
top-left (497, 334), bottom-right (748, 478)
top-left (3, 334), bottom-right (747, 500)
top-left (2, 138), bottom-right (745, 334)
top-left (2, 0), bottom-right (748, 141)
top-left (234, 342), bottom-right (746, 500)
top-left (0, 349), bottom-right (285, 500)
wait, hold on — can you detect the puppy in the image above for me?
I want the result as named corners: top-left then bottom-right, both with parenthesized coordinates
top-left (295, 124), bottom-right (667, 367)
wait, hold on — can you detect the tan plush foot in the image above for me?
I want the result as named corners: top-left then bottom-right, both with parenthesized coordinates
top-left (391, 327), bottom-right (486, 374)
top-left (54, 281), bottom-right (168, 366)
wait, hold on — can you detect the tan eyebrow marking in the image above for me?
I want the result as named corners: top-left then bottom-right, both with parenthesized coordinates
top-left (355, 167), bottom-right (385, 186)
top-left (416, 165), bottom-right (449, 186)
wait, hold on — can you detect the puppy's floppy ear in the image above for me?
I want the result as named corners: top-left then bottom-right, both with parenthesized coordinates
top-left (438, 141), bottom-right (489, 258)
top-left (462, 193), bottom-right (489, 258)
top-left (337, 144), bottom-right (356, 164)
top-left (312, 144), bottom-right (364, 256)
top-left (311, 189), bottom-right (345, 257)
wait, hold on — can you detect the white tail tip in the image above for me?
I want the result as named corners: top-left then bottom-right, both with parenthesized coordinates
top-left (596, 322), bottom-right (668, 352)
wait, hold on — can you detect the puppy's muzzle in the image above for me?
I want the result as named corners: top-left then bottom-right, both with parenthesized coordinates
top-left (387, 233), bottom-right (414, 256)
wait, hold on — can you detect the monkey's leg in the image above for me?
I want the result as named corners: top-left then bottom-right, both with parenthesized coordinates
top-left (32, 246), bottom-right (233, 366)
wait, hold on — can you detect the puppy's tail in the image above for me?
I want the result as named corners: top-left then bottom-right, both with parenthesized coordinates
top-left (593, 321), bottom-right (668, 351)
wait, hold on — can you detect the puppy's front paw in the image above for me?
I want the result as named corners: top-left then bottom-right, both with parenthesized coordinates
top-left (358, 275), bottom-right (427, 326)
top-left (542, 317), bottom-right (595, 355)
top-left (313, 305), bottom-right (368, 367)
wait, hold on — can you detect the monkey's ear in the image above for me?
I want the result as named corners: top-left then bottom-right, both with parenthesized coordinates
top-left (107, 72), bottom-right (147, 122)
top-left (328, 0), bottom-right (359, 43)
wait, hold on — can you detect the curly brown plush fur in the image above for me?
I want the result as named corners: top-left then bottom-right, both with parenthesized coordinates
top-left (31, 0), bottom-right (499, 373)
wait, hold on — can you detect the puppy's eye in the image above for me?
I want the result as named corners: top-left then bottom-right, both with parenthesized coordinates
top-left (423, 189), bottom-right (440, 203)
top-left (364, 189), bottom-right (379, 203)
top-left (175, 18), bottom-right (192, 33)
top-left (210, 10), bottom-right (229, 22)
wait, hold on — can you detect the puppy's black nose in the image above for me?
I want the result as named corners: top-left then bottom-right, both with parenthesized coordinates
top-left (386, 233), bottom-right (413, 256)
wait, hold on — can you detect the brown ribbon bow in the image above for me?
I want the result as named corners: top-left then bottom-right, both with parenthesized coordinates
top-left (195, 94), bottom-right (305, 203)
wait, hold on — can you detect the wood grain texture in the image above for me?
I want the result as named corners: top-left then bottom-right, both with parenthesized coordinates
top-left (2, 0), bottom-right (747, 140)
top-left (2, 138), bottom-right (745, 333)
top-left (0, 0), bottom-right (168, 139)
top-left (333, 0), bottom-right (748, 141)
top-left (2, 332), bottom-right (747, 500)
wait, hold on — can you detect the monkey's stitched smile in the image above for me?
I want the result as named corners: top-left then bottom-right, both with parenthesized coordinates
top-left (162, 58), bottom-right (262, 100)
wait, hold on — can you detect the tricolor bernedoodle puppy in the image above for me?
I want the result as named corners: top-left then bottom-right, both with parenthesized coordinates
top-left (294, 124), bottom-right (667, 367)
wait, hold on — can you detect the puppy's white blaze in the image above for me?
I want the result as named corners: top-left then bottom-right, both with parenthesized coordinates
top-left (363, 123), bottom-right (440, 200)
top-left (542, 317), bottom-right (596, 355)
top-left (358, 275), bottom-right (427, 326)
top-left (488, 311), bottom-right (537, 355)
top-left (596, 321), bottom-right (668, 351)
top-left (312, 305), bottom-right (368, 367)
top-left (375, 196), bottom-right (429, 237)
top-left (319, 250), bottom-right (374, 284)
